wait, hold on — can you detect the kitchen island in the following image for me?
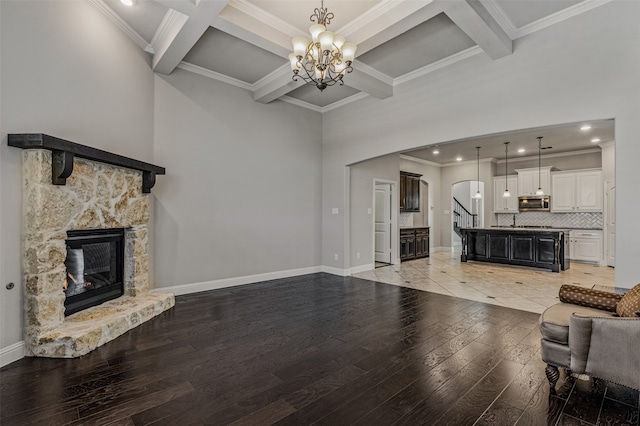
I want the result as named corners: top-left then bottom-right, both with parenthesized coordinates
top-left (460, 227), bottom-right (570, 272)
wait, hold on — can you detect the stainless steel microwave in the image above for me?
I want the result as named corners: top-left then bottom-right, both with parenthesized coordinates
top-left (518, 196), bottom-right (550, 211)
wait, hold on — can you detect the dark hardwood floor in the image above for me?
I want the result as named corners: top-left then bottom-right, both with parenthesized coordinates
top-left (1, 273), bottom-right (638, 425)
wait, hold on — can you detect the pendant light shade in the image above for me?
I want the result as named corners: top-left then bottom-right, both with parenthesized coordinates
top-left (535, 136), bottom-right (545, 195)
top-left (503, 142), bottom-right (511, 198)
top-left (475, 146), bottom-right (482, 199)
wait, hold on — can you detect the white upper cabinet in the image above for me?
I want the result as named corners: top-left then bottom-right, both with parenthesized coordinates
top-left (551, 170), bottom-right (602, 212)
top-left (516, 167), bottom-right (552, 196)
top-left (493, 176), bottom-right (518, 212)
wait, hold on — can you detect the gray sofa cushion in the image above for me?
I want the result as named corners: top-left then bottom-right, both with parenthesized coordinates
top-left (539, 303), bottom-right (615, 344)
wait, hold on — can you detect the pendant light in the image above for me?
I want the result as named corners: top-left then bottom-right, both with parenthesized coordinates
top-left (503, 142), bottom-right (511, 198)
top-left (475, 146), bottom-right (482, 199)
top-left (535, 136), bottom-right (544, 195)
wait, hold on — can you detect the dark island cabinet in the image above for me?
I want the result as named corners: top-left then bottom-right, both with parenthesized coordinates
top-left (461, 228), bottom-right (569, 272)
top-left (401, 227), bottom-right (429, 261)
top-left (400, 172), bottom-right (421, 212)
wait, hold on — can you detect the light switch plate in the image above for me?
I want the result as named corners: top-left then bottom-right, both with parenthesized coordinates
top-left (331, 208), bottom-right (339, 215)
top-left (367, 208), bottom-right (372, 215)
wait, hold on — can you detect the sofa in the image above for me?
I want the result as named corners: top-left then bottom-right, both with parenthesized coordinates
top-left (539, 283), bottom-right (640, 392)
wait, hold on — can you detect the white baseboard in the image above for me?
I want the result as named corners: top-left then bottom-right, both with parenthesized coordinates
top-left (350, 263), bottom-right (375, 274)
top-left (152, 266), bottom-right (324, 296)
top-left (431, 246), bottom-right (450, 252)
top-left (321, 266), bottom-right (351, 276)
top-left (1, 341), bottom-right (26, 367)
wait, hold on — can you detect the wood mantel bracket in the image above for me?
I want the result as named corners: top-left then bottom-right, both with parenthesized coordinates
top-left (8, 134), bottom-right (166, 193)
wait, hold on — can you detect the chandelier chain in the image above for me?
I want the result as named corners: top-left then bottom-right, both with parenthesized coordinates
top-left (311, 0), bottom-right (333, 25)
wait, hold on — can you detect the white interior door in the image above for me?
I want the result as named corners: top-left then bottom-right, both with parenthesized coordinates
top-left (605, 182), bottom-right (615, 267)
top-left (375, 184), bottom-right (392, 264)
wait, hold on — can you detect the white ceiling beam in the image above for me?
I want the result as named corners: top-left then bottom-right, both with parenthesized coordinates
top-left (152, 0), bottom-right (230, 75)
top-left (253, 65), bottom-right (305, 104)
top-left (440, 0), bottom-right (512, 59)
top-left (213, 5), bottom-right (292, 58)
top-left (346, 62), bottom-right (394, 99)
top-left (341, 0), bottom-right (440, 55)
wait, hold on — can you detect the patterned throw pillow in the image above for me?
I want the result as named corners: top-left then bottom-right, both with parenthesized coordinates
top-left (559, 284), bottom-right (622, 312)
top-left (616, 283), bottom-right (640, 318)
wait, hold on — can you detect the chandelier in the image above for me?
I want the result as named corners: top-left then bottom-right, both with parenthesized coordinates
top-left (288, 0), bottom-right (357, 91)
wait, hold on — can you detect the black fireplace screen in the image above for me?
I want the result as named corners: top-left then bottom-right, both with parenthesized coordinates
top-left (64, 228), bottom-right (125, 316)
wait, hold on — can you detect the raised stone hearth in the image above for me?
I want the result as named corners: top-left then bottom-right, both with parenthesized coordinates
top-left (19, 146), bottom-right (174, 358)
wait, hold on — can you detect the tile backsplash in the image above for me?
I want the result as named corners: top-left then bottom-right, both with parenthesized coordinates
top-left (399, 212), bottom-right (414, 227)
top-left (495, 211), bottom-right (603, 229)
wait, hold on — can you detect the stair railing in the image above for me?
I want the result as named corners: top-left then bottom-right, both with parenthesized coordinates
top-left (453, 197), bottom-right (478, 238)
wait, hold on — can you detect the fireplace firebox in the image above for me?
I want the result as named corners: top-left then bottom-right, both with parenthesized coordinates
top-left (64, 228), bottom-right (125, 316)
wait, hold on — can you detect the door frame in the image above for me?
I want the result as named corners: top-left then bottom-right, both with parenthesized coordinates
top-left (604, 180), bottom-right (615, 267)
top-left (373, 178), bottom-right (399, 265)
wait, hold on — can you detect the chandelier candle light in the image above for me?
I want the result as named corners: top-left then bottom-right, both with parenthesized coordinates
top-left (289, 0), bottom-right (357, 91)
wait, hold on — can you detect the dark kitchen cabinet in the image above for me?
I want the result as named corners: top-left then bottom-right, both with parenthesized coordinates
top-left (461, 228), bottom-right (569, 272)
top-left (400, 229), bottom-right (415, 260)
top-left (400, 172), bottom-right (421, 212)
top-left (400, 227), bottom-right (429, 261)
top-left (415, 228), bottom-right (429, 258)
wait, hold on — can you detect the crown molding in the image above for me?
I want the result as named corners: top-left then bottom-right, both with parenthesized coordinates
top-left (321, 93), bottom-right (370, 113)
top-left (278, 96), bottom-right (324, 113)
top-left (337, 0), bottom-right (409, 37)
top-left (480, 0), bottom-right (613, 40)
top-left (400, 154), bottom-right (442, 168)
top-left (88, 0), bottom-right (153, 53)
top-left (228, 0), bottom-right (301, 37)
top-left (495, 148), bottom-right (602, 164)
top-left (394, 46), bottom-right (482, 86)
top-left (441, 157), bottom-right (495, 168)
top-left (177, 62), bottom-right (254, 91)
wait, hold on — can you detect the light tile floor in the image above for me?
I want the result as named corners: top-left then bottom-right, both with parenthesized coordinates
top-left (352, 250), bottom-right (617, 314)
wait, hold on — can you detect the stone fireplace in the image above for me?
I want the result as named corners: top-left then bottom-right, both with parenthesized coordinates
top-left (12, 134), bottom-right (174, 358)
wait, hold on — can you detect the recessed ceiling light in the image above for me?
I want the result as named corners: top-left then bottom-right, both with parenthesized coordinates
top-left (121, 0), bottom-right (134, 6)
top-left (517, 148), bottom-right (525, 153)
top-left (580, 125), bottom-right (592, 131)
top-left (433, 149), bottom-right (439, 155)
top-left (456, 157), bottom-right (462, 161)
top-left (591, 138), bottom-right (601, 143)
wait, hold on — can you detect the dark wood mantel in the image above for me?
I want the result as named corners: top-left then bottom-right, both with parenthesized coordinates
top-left (8, 133), bottom-right (165, 193)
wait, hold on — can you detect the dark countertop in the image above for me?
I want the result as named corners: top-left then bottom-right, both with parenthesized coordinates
top-left (462, 227), bottom-right (569, 233)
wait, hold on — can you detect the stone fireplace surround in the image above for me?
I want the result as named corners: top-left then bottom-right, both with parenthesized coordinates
top-left (13, 135), bottom-right (175, 358)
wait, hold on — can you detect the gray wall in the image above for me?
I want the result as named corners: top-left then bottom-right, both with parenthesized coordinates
top-left (322, 1), bottom-right (640, 288)
top-left (0, 1), bottom-right (155, 349)
top-left (349, 154), bottom-right (399, 268)
top-left (152, 70), bottom-right (323, 287)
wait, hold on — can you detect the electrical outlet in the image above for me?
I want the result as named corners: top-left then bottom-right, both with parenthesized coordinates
top-left (356, 252), bottom-right (361, 259)
top-left (367, 208), bottom-right (372, 215)
top-left (334, 253), bottom-right (339, 260)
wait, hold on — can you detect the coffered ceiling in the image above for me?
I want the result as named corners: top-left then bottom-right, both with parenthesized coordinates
top-left (91, 0), bottom-right (609, 112)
